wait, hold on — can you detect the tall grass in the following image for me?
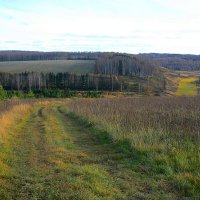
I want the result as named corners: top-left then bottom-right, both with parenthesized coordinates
top-left (66, 97), bottom-right (200, 198)
top-left (0, 102), bottom-right (33, 143)
top-left (0, 99), bottom-right (35, 114)
top-left (0, 101), bottom-right (34, 192)
top-left (68, 97), bottom-right (200, 145)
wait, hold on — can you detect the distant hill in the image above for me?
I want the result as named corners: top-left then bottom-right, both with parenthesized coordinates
top-left (140, 53), bottom-right (200, 71)
top-left (1, 51), bottom-right (200, 71)
top-left (0, 51), bottom-right (158, 76)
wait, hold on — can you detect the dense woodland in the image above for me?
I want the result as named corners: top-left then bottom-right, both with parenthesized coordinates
top-left (0, 72), bottom-right (121, 91)
top-left (0, 72), bottom-right (166, 97)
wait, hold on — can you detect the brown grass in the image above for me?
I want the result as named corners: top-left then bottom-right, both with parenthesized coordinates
top-left (65, 96), bottom-right (200, 197)
top-left (67, 97), bottom-right (200, 146)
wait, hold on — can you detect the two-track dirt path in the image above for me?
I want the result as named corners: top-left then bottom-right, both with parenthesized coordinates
top-left (0, 104), bottom-right (178, 200)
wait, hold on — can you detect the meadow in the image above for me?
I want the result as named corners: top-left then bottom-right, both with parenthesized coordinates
top-left (0, 97), bottom-right (199, 199)
top-left (176, 77), bottom-right (198, 96)
top-left (0, 60), bottom-right (95, 74)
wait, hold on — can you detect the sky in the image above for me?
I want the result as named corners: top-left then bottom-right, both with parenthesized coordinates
top-left (0, 0), bottom-right (200, 54)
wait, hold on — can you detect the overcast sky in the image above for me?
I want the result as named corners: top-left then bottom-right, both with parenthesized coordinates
top-left (0, 0), bottom-right (200, 54)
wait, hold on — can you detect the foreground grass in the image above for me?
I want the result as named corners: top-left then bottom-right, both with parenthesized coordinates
top-left (0, 100), bottom-right (199, 199)
top-left (176, 77), bottom-right (198, 96)
top-left (0, 105), bottom-right (119, 199)
top-left (67, 97), bottom-right (200, 199)
top-left (0, 104), bottom-right (136, 199)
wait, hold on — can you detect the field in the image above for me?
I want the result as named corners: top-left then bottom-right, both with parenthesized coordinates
top-left (0, 60), bottom-right (95, 74)
top-left (163, 69), bottom-right (200, 96)
top-left (176, 77), bottom-right (198, 96)
top-left (0, 97), bottom-right (199, 199)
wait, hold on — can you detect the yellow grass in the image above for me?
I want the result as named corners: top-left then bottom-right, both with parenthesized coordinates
top-left (176, 77), bottom-right (198, 96)
top-left (0, 104), bottom-right (33, 185)
top-left (0, 105), bottom-right (32, 143)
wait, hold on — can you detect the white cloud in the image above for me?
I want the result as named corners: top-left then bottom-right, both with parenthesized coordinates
top-left (153, 0), bottom-right (200, 16)
top-left (0, 0), bottom-right (200, 54)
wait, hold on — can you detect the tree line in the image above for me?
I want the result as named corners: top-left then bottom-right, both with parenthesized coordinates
top-left (0, 72), bottom-right (121, 91)
top-left (0, 51), bottom-right (107, 62)
top-left (0, 72), bottom-right (166, 97)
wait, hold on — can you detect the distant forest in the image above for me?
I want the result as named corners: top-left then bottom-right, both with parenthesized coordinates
top-left (140, 53), bottom-right (200, 71)
top-left (0, 51), bottom-right (100, 61)
top-left (0, 51), bottom-right (200, 71)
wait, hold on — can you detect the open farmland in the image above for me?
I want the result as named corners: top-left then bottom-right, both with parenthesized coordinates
top-left (0, 60), bottom-right (95, 74)
top-left (0, 97), bottom-right (199, 199)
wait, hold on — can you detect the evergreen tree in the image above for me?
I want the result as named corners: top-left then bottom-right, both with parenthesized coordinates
top-left (26, 90), bottom-right (35, 98)
top-left (0, 85), bottom-right (7, 100)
